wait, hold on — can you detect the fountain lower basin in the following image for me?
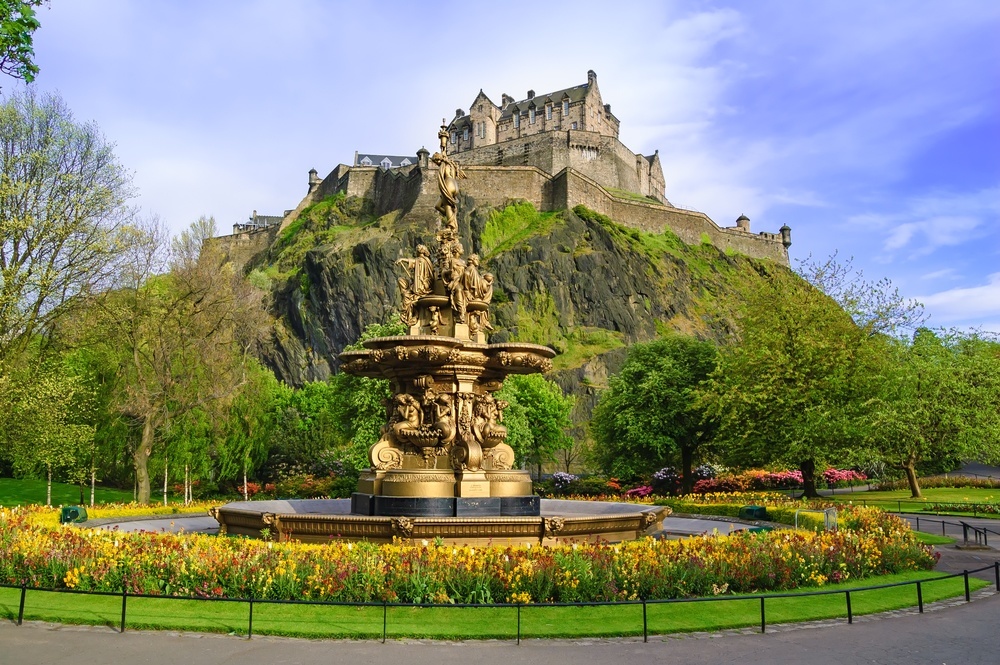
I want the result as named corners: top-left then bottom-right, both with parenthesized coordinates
top-left (210, 498), bottom-right (669, 546)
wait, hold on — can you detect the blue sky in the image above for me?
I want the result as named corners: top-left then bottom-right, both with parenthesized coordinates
top-left (20, 0), bottom-right (1000, 331)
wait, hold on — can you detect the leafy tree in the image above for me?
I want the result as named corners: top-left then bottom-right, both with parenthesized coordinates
top-left (89, 217), bottom-right (269, 503)
top-left (0, 88), bottom-right (138, 366)
top-left (797, 253), bottom-right (926, 337)
top-left (698, 265), bottom-right (873, 498)
top-left (591, 335), bottom-right (718, 491)
top-left (0, 1), bottom-right (45, 87)
top-left (496, 373), bottom-right (574, 479)
top-left (1, 361), bottom-right (94, 505)
top-left (865, 329), bottom-right (1000, 497)
top-left (218, 361), bottom-right (282, 498)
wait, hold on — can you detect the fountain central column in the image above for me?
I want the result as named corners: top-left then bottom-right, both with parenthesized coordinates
top-left (340, 123), bottom-right (554, 518)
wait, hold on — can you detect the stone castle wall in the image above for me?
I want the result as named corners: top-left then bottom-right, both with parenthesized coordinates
top-left (296, 162), bottom-right (789, 266)
top-left (451, 129), bottom-right (664, 203)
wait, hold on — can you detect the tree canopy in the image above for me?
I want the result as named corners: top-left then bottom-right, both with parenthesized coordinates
top-left (592, 334), bottom-right (718, 489)
top-left (0, 1), bottom-right (45, 87)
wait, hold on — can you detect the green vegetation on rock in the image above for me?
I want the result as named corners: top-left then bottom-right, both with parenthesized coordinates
top-left (480, 200), bottom-right (561, 259)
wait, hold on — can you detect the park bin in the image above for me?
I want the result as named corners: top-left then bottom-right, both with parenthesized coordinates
top-left (746, 525), bottom-right (774, 533)
top-left (59, 506), bottom-right (88, 524)
top-left (738, 505), bottom-right (768, 520)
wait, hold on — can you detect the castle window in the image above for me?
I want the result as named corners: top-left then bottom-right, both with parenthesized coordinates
top-left (563, 99), bottom-right (569, 115)
top-left (400, 158), bottom-right (411, 166)
top-left (546, 104), bottom-right (552, 120)
top-left (360, 156), bottom-right (373, 166)
top-left (571, 122), bottom-right (578, 130)
top-left (529, 107), bottom-right (535, 124)
top-left (513, 112), bottom-right (519, 128)
top-left (380, 158), bottom-right (392, 169)
top-left (451, 132), bottom-right (457, 144)
top-left (463, 128), bottom-right (469, 141)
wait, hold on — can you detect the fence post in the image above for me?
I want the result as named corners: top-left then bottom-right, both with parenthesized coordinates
top-left (120, 586), bottom-right (128, 633)
top-left (916, 581), bottom-right (923, 613)
top-left (995, 562), bottom-right (1000, 592)
top-left (248, 596), bottom-right (254, 640)
top-left (516, 604), bottom-right (521, 645)
top-left (964, 571), bottom-right (970, 602)
top-left (642, 599), bottom-right (648, 643)
top-left (760, 597), bottom-right (766, 633)
top-left (915, 517), bottom-right (920, 532)
top-left (17, 584), bottom-right (26, 626)
top-left (845, 590), bottom-right (853, 624)
top-left (942, 520), bottom-right (946, 536)
top-left (382, 601), bottom-right (387, 644)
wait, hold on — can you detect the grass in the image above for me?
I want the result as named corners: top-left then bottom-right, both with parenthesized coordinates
top-left (0, 478), bottom-right (134, 508)
top-left (829, 487), bottom-right (999, 518)
top-left (480, 201), bottom-right (561, 260)
top-left (913, 532), bottom-right (956, 545)
top-left (0, 572), bottom-right (987, 639)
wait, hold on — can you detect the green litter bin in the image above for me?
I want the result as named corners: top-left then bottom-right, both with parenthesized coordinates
top-left (738, 505), bottom-right (767, 520)
top-left (746, 525), bottom-right (774, 533)
top-left (60, 506), bottom-right (88, 524)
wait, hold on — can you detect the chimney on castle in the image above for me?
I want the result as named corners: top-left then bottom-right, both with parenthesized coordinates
top-left (527, 89), bottom-right (535, 100)
top-left (455, 108), bottom-right (464, 118)
top-left (501, 93), bottom-right (513, 107)
top-left (588, 69), bottom-right (597, 84)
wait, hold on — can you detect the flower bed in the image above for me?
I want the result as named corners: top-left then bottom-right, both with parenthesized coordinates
top-left (0, 505), bottom-right (934, 604)
top-left (692, 469), bottom-right (867, 494)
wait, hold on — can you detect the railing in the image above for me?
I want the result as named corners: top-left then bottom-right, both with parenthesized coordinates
top-left (3, 563), bottom-right (998, 643)
top-left (898, 515), bottom-right (1000, 548)
top-left (855, 499), bottom-right (1000, 517)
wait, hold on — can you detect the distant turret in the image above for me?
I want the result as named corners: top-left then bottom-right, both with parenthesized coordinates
top-left (736, 214), bottom-right (750, 232)
top-left (308, 168), bottom-right (320, 193)
top-left (780, 224), bottom-right (792, 248)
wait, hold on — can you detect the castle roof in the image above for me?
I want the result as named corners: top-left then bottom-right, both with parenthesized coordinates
top-left (354, 153), bottom-right (418, 169)
top-left (499, 83), bottom-right (590, 119)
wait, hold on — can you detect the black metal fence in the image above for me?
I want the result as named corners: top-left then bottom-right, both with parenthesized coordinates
top-left (3, 563), bottom-right (998, 643)
top-left (899, 515), bottom-right (1000, 547)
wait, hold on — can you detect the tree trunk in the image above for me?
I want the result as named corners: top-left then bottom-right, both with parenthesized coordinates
top-left (134, 413), bottom-right (155, 504)
top-left (243, 462), bottom-right (248, 501)
top-left (902, 459), bottom-right (922, 498)
top-left (800, 459), bottom-right (821, 498)
top-left (46, 465), bottom-right (52, 507)
top-left (163, 454), bottom-right (168, 506)
top-left (185, 464), bottom-right (190, 506)
top-left (90, 469), bottom-right (95, 507)
top-left (680, 445), bottom-right (694, 495)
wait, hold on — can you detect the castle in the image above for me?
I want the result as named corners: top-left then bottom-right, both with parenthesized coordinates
top-left (233, 71), bottom-right (791, 266)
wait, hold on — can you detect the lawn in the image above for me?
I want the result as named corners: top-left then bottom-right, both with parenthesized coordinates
top-left (0, 571), bottom-right (987, 639)
top-left (0, 478), bottom-right (135, 507)
top-left (829, 487), bottom-right (999, 518)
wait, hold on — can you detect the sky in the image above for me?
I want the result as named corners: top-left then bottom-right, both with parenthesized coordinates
top-left (16, 0), bottom-right (1000, 332)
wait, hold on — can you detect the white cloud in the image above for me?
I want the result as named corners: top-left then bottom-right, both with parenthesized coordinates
top-left (917, 273), bottom-right (1000, 330)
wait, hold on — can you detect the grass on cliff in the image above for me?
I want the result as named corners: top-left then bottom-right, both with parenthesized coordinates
top-left (270, 193), bottom-right (390, 272)
top-left (480, 201), bottom-right (561, 260)
top-left (1, 572), bottom-right (984, 639)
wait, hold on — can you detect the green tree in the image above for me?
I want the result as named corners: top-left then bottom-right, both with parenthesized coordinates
top-left (496, 374), bottom-right (574, 479)
top-left (0, 1), bottom-right (45, 87)
top-left (865, 329), bottom-right (1000, 497)
top-left (591, 335), bottom-right (718, 491)
top-left (90, 218), bottom-right (269, 503)
top-left (0, 88), bottom-right (137, 366)
top-left (218, 361), bottom-right (282, 499)
top-left (699, 265), bottom-right (872, 498)
top-left (1, 362), bottom-right (94, 506)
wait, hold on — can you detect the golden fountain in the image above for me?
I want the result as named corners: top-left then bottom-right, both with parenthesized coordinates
top-left (211, 123), bottom-right (667, 545)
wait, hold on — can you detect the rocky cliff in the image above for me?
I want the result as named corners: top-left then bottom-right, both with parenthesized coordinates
top-left (244, 193), bottom-right (786, 432)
